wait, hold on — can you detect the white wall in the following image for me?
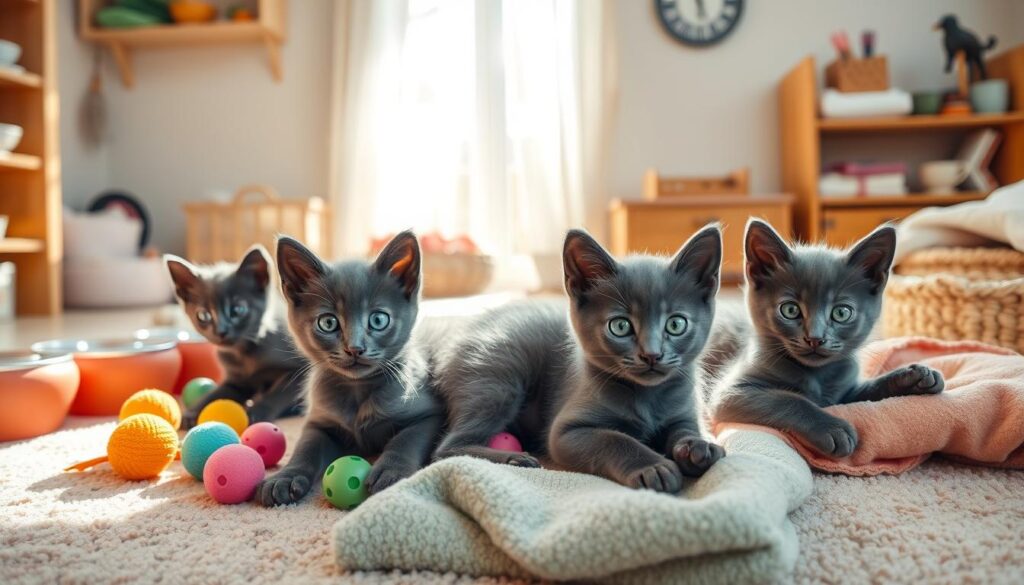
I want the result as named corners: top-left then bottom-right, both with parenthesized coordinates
top-left (610, 0), bottom-right (1024, 201)
top-left (58, 0), bottom-right (1023, 254)
top-left (58, 0), bottom-right (334, 255)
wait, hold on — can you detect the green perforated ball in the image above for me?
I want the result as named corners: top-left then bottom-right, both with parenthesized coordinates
top-left (322, 455), bottom-right (371, 510)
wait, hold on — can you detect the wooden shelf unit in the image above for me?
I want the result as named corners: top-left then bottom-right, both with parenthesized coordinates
top-left (78, 0), bottom-right (287, 88)
top-left (779, 45), bottom-right (1024, 245)
top-left (0, 0), bottom-right (63, 315)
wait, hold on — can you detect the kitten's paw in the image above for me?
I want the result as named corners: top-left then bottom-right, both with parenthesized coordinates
top-left (504, 453), bottom-right (541, 468)
top-left (256, 470), bottom-right (312, 507)
top-left (804, 419), bottom-right (858, 458)
top-left (624, 460), bottom-right (683, 493)
top-left (672, 437), bottom-right (726, 478)
top-left (889, 364), bottom-right (945, 396)
top-left (366, 457), bottom-right (417, 494)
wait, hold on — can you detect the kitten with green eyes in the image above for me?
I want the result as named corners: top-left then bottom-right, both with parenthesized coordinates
top-left (165, 246), bottom-right (309, 429)
top-left (256, 231), bottom-right (444, 506)
top-left (709, 219), bottom-right (945, 457)
top-left (433, 227), bottom-right (725, 493)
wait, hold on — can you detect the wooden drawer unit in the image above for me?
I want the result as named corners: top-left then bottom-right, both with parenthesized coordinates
top-left (821, 206), bottom-right (919, 247)
top-left (609, 195), bottom-right (793, 281)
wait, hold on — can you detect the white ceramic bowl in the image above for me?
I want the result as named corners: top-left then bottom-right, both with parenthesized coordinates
top-left (0, 123), bottom-right (23, 153)
top-left (0, 39), bottom-right (21, 67)
top-left (919, 160), bottom-right (968, 194)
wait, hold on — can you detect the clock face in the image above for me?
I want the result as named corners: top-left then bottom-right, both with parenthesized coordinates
top-left (656, 0), bottom-right (744, 47)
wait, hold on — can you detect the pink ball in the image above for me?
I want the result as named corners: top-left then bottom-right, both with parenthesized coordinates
top-left (203, 444), bottom-right (265, 504)
top-left (241, 422), bottom-right (287, 468)
top-left (488, 432), bottom-right (523, 452)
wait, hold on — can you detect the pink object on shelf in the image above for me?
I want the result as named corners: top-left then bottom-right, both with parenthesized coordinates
top-left (826, 161), bottom-right (908, 177)
top-left (203, 444), bottom-right (265, 504)
top-left (488, 432), bottom-right (523, 452)
top-left (241, 422), bottom-right (287, 468)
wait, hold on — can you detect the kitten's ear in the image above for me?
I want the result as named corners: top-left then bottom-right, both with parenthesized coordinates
top-left (372, 230), bottom-right (421, 299)
top-left (165, 255), bottom-right (203, 303)
top-left (670, 224), bottom-right (722, 301)
top-left (563, 229), bottom-right (617, 297)
top-left (745, 219), bottom-right (792, 288)
top-left (237, 245), bottom-right (272, 290)
top-left (846, 224), bottom-right (896, 294)
top-left (276, 236), bottom-right (328, 306)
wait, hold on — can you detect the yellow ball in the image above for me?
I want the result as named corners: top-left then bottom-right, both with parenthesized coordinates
top-left (198, 399), bottom-right (249, 435)
top-left (119, 389), bottom-right (182, 430)
top-left (107, 414), bottom-right (179, 480)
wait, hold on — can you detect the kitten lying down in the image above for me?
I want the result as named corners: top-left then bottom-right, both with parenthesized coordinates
top-left (165, 247), bottom-right (308, 428)
top-left (709, 219), bottom-right (944, 457)
top-left (433, 227), bottom-right (726, 493)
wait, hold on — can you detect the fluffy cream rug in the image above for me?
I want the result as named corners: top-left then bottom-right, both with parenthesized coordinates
top-left (1, 417), bottom-right (1022, 584)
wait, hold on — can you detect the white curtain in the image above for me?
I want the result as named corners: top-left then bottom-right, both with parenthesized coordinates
top-left (329, 0), bottom-right (617, 267)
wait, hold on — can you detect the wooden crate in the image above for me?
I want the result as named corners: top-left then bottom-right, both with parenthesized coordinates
top-left (184, 185), bottom-right (330, 264)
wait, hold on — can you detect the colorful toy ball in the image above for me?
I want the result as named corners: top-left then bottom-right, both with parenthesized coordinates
top-left (197, 399), bottom-right (249, 435)
top-left (181, 422), bottom-right (240, 480)
top-left (119, 389), bottom-right (182, 430)
top-left (241, 422), bottom-right (287, 468)
top-left (65, 414), bottom-right (179, 481)
top-left (488, 432), bottom-right (523, 453)
top-left (322, 455), bottom-right (372, 510)
top-left (203, 444), bottom-right (266, 504)
top-left (182, 377), bottom-right (217, 409)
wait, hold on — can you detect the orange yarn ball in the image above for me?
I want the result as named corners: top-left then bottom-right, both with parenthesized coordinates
top-left (198, 399), bottom-right (249, 435)
top-left (106, 414), bottom-right (179, 480)
top-left (119, 389), bottom-right (182, 430)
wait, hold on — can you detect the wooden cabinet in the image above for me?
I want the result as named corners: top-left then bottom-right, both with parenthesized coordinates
top-left (778, 47), bottom-right (1024, 245)
top-left (821, 206), bottom-right (919, 247)
top-left (609, 195), bottom-right (793, 281)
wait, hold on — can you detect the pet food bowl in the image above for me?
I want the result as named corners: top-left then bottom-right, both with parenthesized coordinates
top-left (134, 328), bottom-right (223, 393)
top-left (31, 337), bottom-right (181, 416)
top-left (919, 160), bottom-right (968, 194)
top-left (0, 39), bottom-right (21, 68)
top-left (0, 123), bottom-right (23, 153)
top-left (0, 351), bottom-right (80, 442)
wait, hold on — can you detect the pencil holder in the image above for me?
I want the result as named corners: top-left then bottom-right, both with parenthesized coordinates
top-left (825, 56), bottom-right (889, 93)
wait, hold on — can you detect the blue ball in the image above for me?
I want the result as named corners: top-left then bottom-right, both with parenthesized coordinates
top-left (181, 422), bottom-right (239, 481)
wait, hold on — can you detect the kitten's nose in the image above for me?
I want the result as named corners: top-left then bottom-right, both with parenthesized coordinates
top-left (804, 337), bottom-right (825, 349)
top-left (638, 352), bottom-right (662, 366)
top-left (343, 345), bottom-right (366, 357)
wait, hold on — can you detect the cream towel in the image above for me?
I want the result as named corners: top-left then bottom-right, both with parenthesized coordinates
top-left (333, 430), bottom-right (812, 584)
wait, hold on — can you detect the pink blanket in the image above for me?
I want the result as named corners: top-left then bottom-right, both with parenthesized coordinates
top-left (715, 337), bottom-right (1024, 476)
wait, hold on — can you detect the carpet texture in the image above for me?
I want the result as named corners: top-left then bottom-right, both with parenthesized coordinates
top-left (2, 417), bottom-right (1023, 584)
top-left (334, 430), bottom-right (812, 584)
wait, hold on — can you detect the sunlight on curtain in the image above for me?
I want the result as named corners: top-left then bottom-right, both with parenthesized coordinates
top-left (331, 0), bottom-right (615, 273)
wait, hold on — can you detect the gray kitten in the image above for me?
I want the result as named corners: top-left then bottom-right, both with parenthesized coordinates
top-left (709, 219), bottom-right (945, 457)
top-left (256, 231), bottom-right (444, 507)
top-left (434, 226), bottom-right (725, 493)
top-left (166, 247), bottom-right (308, 428)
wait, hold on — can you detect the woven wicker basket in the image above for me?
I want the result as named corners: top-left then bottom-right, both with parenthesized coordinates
top-left (421, 253), bottom-right (494, 298)
top-left (884, 247), bottom-right (1024, 353)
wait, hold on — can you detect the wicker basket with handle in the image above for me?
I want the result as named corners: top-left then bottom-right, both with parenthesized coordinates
top-left (183, 184), bottom-right (330, 264)
top-left (884, 247), bottom-right (1024, 353)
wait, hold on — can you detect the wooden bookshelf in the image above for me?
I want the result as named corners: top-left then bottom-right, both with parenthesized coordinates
top-left (0, 0), bottom-right (63, 315)
top-left (78, 0), bottom-right (287, 89)
top-left (779, 44), bottom-right (1024, 245)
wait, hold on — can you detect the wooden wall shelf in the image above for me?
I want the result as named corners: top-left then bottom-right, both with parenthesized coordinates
top-left (0, 68), bottom-right (42, 89)
top-left (818, 111), bottom-right (1024, 132)
top-left (0, 153), bottom-right (43, 171)
top-left (0, 0), bottom-right (63, 315)
top-left (779, 45), bottom-right (1024, 246)
top-left (78, 0), bottom-right (287, 89)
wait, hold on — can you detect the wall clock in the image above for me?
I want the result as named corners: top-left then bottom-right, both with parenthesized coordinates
top-left (655, 0), bottom-right (744, 47)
